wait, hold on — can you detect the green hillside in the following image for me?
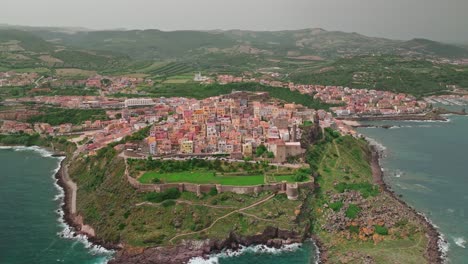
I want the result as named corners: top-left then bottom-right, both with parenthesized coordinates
top-left (288, 55), bottom-right (468, 97)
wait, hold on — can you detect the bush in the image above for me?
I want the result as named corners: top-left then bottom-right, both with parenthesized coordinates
top-left (161, 200), bottom-right (176, 207)
top-left (334, 182), bottom-right (379, 198)
top-left (349, 225), bottom-right (359, 234)
top-left (345, 204), bottom-right (361, 219)
top-left (208, 187), bottom-right (218, 196)
top-left (374, 225), bottom-right (389, 235)
top-left (145, 188), bottom-right (181, 203)
top-left (151, 178), bottom-right (161, 184)
top-left (329, 201), bottom-right (344, 212)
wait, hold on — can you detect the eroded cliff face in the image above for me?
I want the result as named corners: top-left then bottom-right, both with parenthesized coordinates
top-left (109, 226), bottom-right (304, 264)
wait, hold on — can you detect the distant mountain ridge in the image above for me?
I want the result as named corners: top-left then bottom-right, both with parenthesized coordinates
top-left (1, 25), bottom-right (467, 60)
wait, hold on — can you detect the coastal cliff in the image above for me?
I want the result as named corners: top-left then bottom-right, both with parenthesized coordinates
top-left (49, 131), bottom-right (443, 264)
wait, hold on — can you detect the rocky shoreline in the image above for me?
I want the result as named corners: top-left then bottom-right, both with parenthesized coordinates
top-left (54, 156), bottom-right (122, 251)
top-left (54, 141), bottom-right (445, 264)
top-left (54, 153), bottom-right (310, 264)
top-left (368, 144), bottom-right (445, 263)
top-left (109, 227), bottom-right (305, 264)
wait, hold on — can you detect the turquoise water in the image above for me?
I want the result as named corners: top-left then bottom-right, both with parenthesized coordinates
top-left (189, 242), bottom-right (317, 264)
top-left (0, 146), bottom-right (316, 264)
top-left (0, 147), bottom-right (112, 264)
top-left (357, 114), bottom-right (468, 263)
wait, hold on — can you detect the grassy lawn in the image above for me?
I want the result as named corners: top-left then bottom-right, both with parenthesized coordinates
top-left (162, 78), bottom-right (190, 84)
top-left (139, 170), bottom-right (266, 185)
top-left (139, 170), bottom-right (300, 186)
top-left (12, 67), bottom-right (50, 73)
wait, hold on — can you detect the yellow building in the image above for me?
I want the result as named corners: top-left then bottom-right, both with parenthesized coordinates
top-left (180, 141), bottom-right (194, 154)
top-left (242, 143), bottom-right (253, 157)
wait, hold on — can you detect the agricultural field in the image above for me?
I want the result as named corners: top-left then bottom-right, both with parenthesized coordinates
top-left (289, 55), bottom-right (468, 97)
top-left (55, 68), bottom-right (97, 78)
top-left (162, 74), bottom-right (194, 84)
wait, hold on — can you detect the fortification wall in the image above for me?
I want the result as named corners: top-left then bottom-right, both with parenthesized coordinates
top-left (127, 176), bottom-right (314, 200)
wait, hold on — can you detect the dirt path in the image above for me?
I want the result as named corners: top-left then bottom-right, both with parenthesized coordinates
top-left (135, 200), bottom-right (237, 209)
top-left (169, 194), bottom-right (276, 244)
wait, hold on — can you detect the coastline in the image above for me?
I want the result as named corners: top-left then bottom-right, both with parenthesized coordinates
top-left (109, 227), bottom-right (306, 264)
top-left (308, 141), bottom-right (445, 264)
top-left (54, 153), bottom-right (122, 251)
top-left (368, 142), bottom-right (445, 263)
top-left (1, 142), bottom-right (444, 263)
top-left (0, 145), bottom-right (116, 259)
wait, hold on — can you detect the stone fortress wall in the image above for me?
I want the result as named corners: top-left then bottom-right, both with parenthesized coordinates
top-left (127, 175), bottom-right (313, 200)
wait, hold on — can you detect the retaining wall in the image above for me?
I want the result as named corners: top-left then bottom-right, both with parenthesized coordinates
top-left (127, 175), bottom-right (314, 200)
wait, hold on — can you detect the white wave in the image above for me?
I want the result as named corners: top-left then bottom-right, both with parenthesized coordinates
top-left (0, 145), bottom-right (57, 158)
top-left (188, 243), bottom-right (302, 264)
top-left (416, 212), bottom-right (449, 262)
top-left (447, 208), bottom-right (455, 214)
top-left (453, 237), bottom-right (466, 248)
top-left (51, 158), bottom-right (114, 260)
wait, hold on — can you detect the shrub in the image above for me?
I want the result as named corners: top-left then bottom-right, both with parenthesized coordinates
top-left (345, 204), bottom-right (361, 219)
top-left (151, 178), bottom-right (161, 184)
top-left (208, 187), bottom-right (218, 196)
top-left (145, 188), bottom-right (181, 203)
top-left (374, 225), bottom-right (389, 235)
top-left (329, 201), bottom-right (344, 212)
top-left (334, 182), bottom-right (379, 198)
top-left (349, 225), bottom-right (359, 234)
top-left (161, 200), bottom-right (176, 207)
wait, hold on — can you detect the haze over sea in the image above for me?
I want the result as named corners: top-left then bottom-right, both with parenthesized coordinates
top-left (357, 113), bottom-right (468, 263)
top-left (1, 114), bottom-right (467, 263)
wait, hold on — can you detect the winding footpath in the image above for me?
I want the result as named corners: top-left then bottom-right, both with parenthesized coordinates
top-left (169, 193), bottom-right (276, 244)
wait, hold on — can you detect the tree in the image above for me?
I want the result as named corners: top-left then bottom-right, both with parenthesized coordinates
top-left (256, 144), bottom-right (267, 157)
top-left (267, 151), bottom-right (275, 159)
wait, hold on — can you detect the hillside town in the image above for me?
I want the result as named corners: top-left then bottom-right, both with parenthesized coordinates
top-left (2, 70), bottom-right (466, 160)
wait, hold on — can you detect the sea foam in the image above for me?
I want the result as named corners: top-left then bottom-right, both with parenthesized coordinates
top-left (453, 237), bottom-right (466, 248)
top-left (0, 145), bottom-right (55, 157)
top-left (188, 243), bottom-right (303, 264)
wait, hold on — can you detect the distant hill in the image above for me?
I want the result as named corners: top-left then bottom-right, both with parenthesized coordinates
top-left (0, 29), bottom-right (130, 71)
top-left (398, 38), bottom-right (468, 58)
top-left (18, 27), bottom-right (468, 60)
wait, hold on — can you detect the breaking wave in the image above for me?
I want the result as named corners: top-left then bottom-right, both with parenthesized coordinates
top-left (188, 243), bottom-right (303, 264)
top-left (0, 145), bottom-right (55, 157)
top-left (453, 237), bottom-right (466, 249)
top-left (51, 157), bottom-right (114, 260)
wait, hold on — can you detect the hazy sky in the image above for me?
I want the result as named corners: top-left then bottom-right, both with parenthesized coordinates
top-left (2, 0), bottom-right (468, 42)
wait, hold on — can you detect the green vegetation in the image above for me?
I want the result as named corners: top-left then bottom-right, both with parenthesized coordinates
top-left (69, 141), bottom-right (305, 247)
top-left (130, 157), bottom-right (307, 185)
top-left (345, 204), bottom-right (361, 219)
top-left (304, 129), bottom-right (429, 263)
top-left (0, 132), bottom-right (76, 153)
top-left (136, 82), bottom-right (337, 110)
top-left (139, 171), bottom-right (269, 186)
top-left (144, 188), bottom-right (181, 203)
top-left (289, 55), bottom-right (468, 97)
top-left (27, 108), bottom-right (108, 125)
top-left (374, 225), bottom-right (389, 236)
top-left (329, 201), bottom-right (344, 212)
top-left (334, 182), bottom-right (380, 198)
top-left (0, 133), bottom-right (48, 146)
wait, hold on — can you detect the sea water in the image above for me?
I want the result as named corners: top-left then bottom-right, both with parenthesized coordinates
top-left (357, 114), bottom-right (468, 263)
top-left (0, 147), bottom-right (112, 264)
